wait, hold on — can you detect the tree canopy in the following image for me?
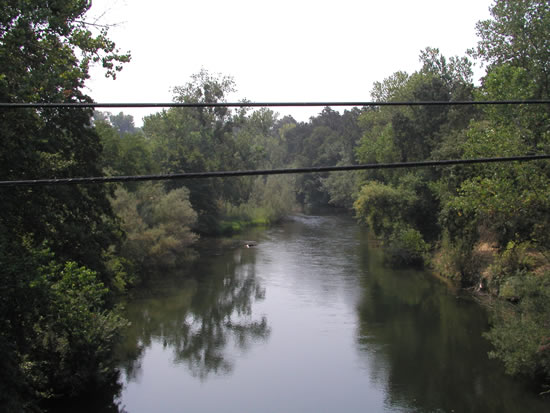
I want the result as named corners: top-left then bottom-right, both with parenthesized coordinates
top-left (0, 1), bottom-right (130, 410)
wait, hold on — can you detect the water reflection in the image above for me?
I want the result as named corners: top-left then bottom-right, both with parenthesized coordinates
top-left (111, 214), bottom-right (549, 413)
top-left (355, 234), bottom-right (548, 412)
top-left (118, 243), bottom-right (270, 382)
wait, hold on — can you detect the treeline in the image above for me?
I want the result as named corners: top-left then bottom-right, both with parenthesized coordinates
top-left (90, 65), bottom-right (369, 282)
top-left (1, 0), bottom-right (549, 410)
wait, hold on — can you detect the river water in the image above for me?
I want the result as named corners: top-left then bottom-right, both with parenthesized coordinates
top-left (114, 214), bottom-right (547, 412)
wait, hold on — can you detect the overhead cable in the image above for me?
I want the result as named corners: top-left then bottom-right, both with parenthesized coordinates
top-left (1, 155), bottom-right (549, 187)
top-left (0, 100), bottom-right (549, 109)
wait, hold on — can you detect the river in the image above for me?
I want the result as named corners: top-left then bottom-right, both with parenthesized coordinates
top-left (113, 214), bottom-right (547, 412)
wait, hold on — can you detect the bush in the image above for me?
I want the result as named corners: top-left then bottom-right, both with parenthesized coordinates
top-left (354, 179), bottom-right (433, 267)
top-left (487, 241), bottom-right (536, 292)
top-left (387, 226), bottom-right (430, 267)
top-left (27, 261), bottom-right (128, 399)
top-left (484, 271), bottom-right (550, 385)
top-left (111, 183), bottom-right (198, 277)
top-left (434, 231), bottom-right (489, 285)
top-left (0, 236), bottom-right (128, 410)
top-left (354, 181), bottom-right (414, 237)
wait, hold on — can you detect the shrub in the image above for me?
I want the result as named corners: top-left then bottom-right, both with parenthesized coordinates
top-left (484, 271), bottom-right (550, 385)
top-left (387, 226), bottom-right (430, 267)
top-left (27, 261), bottom-right (128, 399)
top-left (111, 183), bottom-right (198, 277)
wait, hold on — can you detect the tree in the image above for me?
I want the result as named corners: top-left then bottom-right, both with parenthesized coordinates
top-left (472, 0), bottom-right (549, 147)
top-left (472, 0), bottom-right (550, 98)
top-left (441, 0), bottom-right (550, 266)
top-left (0, 2), bottom-right (130, 409)
top-left (353, 177), bottom-right (430, 266)
top-left (96, 117), bottom-right (153, 178)
top-left (0, 0), bottom-right (131, 277)
top-left (144, 69), bottom-right (240, 233)
top-left (354, 51), bottom-right (476, 264)
top-left (109, 112), bottom-right (137, 136)
top-left (285, 108), bottom-right (363, 209)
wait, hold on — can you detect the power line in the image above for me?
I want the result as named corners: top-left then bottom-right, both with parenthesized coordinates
top-left (0, 100), bottom-right (549, 109)
top-left (1, 155), bottom-right (549, 187)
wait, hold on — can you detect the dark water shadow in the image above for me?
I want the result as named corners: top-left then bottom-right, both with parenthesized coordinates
top-left (355, 232), bottom-right (549, 413)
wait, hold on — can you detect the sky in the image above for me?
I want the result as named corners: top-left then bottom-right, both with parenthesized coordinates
top-left (86, 0), bottom-right (495, 126)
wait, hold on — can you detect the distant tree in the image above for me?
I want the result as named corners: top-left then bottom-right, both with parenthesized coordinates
top-left (144, 69), bottom-right (238, 233)
top-left (110, 112), bottom-right (137, 136)
top-left (287, 108), bottom-right (363, 209)
top-left (96, 119), bottom-right (153, 178)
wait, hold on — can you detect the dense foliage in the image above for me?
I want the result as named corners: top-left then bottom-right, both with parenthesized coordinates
top-left (0, 1), bottom-right (130, 410)
top-left (352, 0), bottom-right (550, 390)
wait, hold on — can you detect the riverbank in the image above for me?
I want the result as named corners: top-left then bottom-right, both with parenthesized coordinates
top-left (430, 235), bottom-right (550, 392)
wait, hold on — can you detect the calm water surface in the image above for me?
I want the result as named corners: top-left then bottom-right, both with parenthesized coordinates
top-left (116, 215), bottom-right (548, 412)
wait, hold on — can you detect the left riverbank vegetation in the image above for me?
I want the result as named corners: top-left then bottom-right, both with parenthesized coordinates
top-left (0, 1), bottom-right (131, 410)
top-left (1, 0), bottom-right (549, 410)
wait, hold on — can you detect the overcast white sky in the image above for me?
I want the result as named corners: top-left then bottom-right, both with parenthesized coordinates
top-left (86, 0), bottom-right (494, 126)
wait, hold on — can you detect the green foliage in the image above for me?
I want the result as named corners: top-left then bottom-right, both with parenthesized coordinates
top-left (387, 226), bottom-right (430, 267)
top-left (142, 69), bottom-right (241, 233)
top-left (221, 176), bottom-right (297, 231)
top-left (96, 118), bottom-right (153, 178)
top-left (26, 260), bottom-right (128, 399)
top-left (354, 177), bottom-right (433, 267)
top-left (437, 0), bottom-right (550, 284)
top-left (288, 108), bottom-right (362, 208)
top-left (489, 241), bottom-right (536, 291)
top-left (0, 2), bottom-right (132, 408)
top-left (321, 170), bottom-right (361, 209)
top-left (355, 172), bottom-right (440, 235)
top-left (484, 271), bottom-right (550, 383)
top-left (428, 1), bottom-right (550, 387)
top-left (139, 72), bottom-right (303, 232)
top-left (442, 95), bottom-right (550, 252)
top-left (356, 119), bottom-right (401, 186)
top-left (472, 0), bottom-right (550, 98)
top-left (0, 233), bottom-right (127, 410)
top-left (354, 181), bottom-right (415, 237)
top-left (0, 0), bottom-right (133, 283)
top-left (370, 71), bottom-right (410, 102)
top-left (111, 183), bottom-right (198, 277)
top-left (109, 112), bottom-right (138, 136)
top-left (352, 49), bottom-right (477, 269)
top-left (433, 230), bottom-right (484, 282)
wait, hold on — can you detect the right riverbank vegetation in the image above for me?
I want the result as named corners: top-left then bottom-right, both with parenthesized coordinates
top-left (1, 0), bottom-right (549, 410)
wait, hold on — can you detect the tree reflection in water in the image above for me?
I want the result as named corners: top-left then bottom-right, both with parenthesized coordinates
top-left (118, 244), bottom-right (270, 382)
top-left (355, 235), bottom-right (548, 413)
